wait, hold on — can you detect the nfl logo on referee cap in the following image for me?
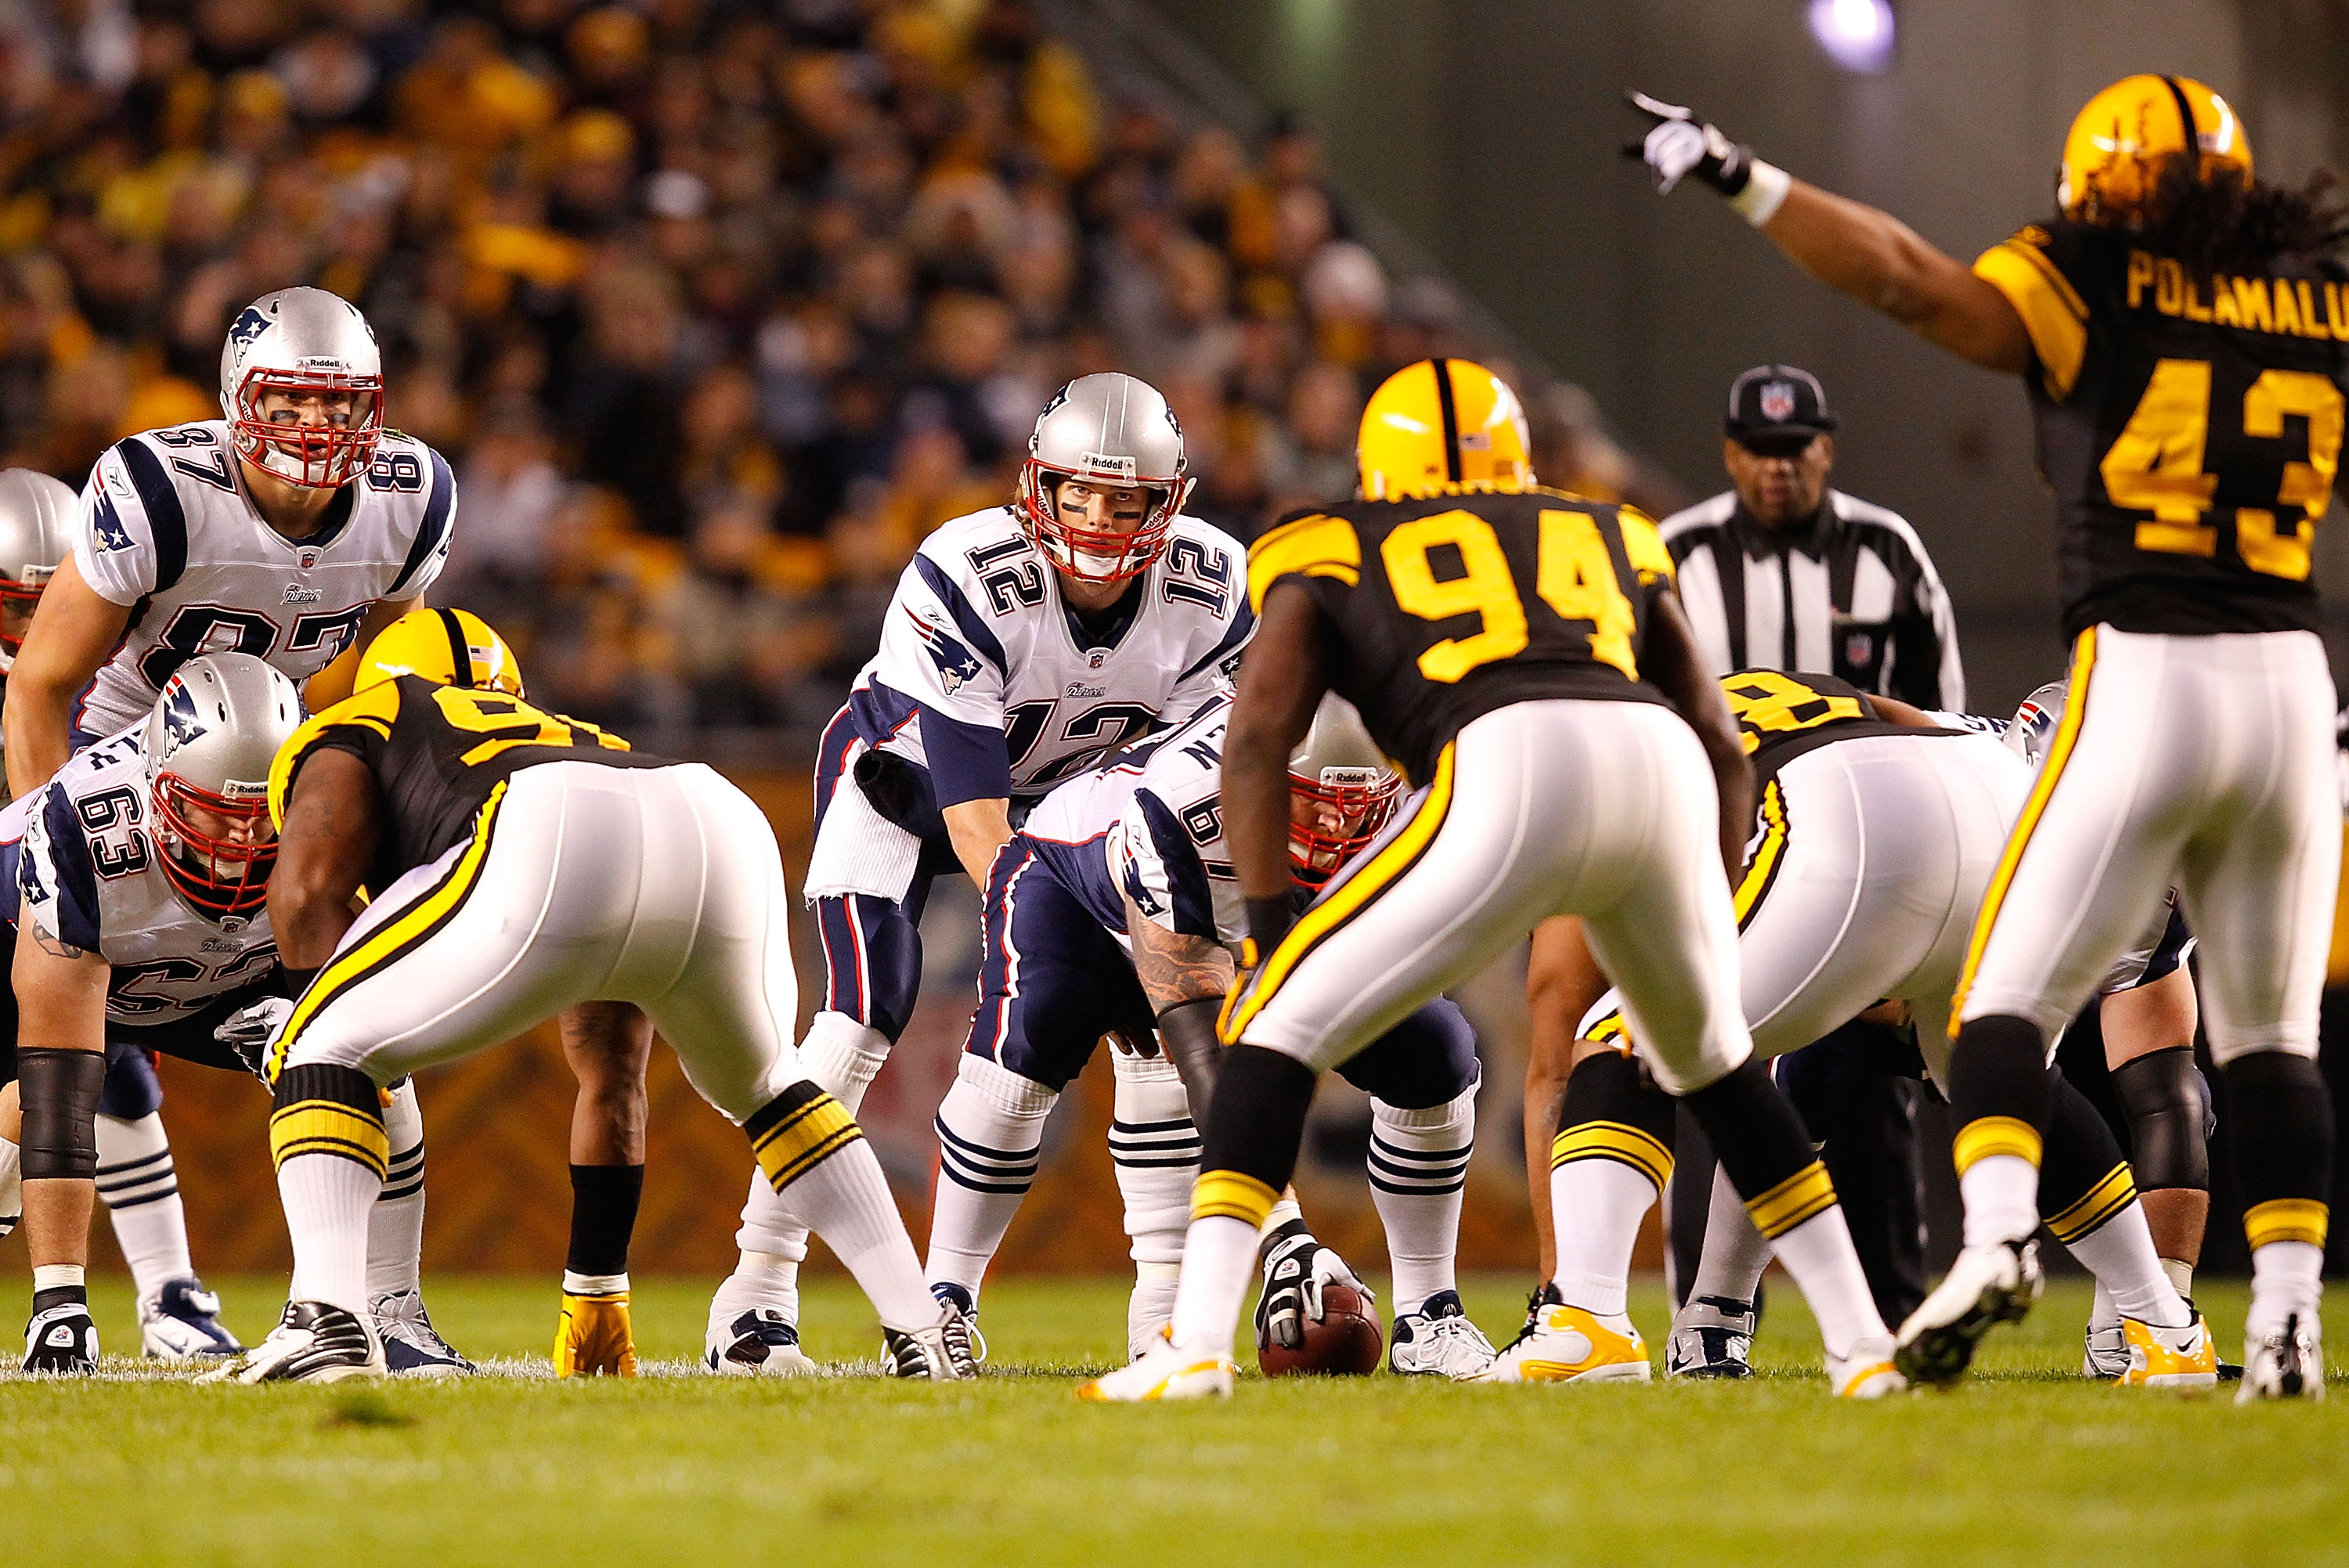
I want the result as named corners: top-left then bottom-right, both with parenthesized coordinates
top-left (1760, 381), bottom-right (1797, 424)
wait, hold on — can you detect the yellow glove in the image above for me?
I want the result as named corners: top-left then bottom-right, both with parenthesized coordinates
top-left (554, 1289), bottom-right (638, 1377)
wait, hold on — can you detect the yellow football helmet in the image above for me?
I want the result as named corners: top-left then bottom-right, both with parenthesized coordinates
top-left (353, 607), bottom-right (525, 697)
top-left (1357, 358), bottom-right (1534, 502)
top-left (2058, 74), bottom-right (2252, 224)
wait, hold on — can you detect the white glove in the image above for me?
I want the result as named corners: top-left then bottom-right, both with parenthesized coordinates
top-left (1255, 1225), bottom-right (1375, 1350)
top-left (215, 996), bottom-right (293, 1082)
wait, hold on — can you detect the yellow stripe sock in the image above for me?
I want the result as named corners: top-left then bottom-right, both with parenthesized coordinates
top-left (1745, 1159), bottom-right (1838, 1242)
top-left (1191, 1170), bottom-right (1279, 1227)
top-left (1953, 1115), bottom-right (2043, 1176)
top-left (1550, 1122), bottom-right (1674, 1191)
top-left (2245, 1198), bottom-right (2329, 1251)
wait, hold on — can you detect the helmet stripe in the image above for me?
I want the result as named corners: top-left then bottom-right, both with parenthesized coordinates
top-left (436, 607), bottom-right (475, 687)
top-left (2159, 75), bottom-right (2199, 153)
top-left (1429, 359), bottom-right (1464, 484)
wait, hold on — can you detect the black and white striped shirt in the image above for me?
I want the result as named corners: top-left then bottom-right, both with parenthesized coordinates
top-left (1659, 488), bottom-right (1964, 711)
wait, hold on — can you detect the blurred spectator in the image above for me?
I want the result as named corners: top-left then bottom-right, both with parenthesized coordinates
top-left (0, 2), bottom-right (1655, 751)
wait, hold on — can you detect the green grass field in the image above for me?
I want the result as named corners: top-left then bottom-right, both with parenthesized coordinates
top-left (1, 1273), bottom-right (2343, 1566)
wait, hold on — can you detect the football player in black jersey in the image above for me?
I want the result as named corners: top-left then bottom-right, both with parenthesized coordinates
top-left (204, 614), bottom-right (972, 1383)
top-left (1629, 74), bottom-right (2344, 1397)
top-left (1083, 359), bottom-right (1902, 1400)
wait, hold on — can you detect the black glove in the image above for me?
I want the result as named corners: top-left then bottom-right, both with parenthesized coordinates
top-left (1254, 1220), bottom-right (1373, 1351)
top-left (1622, 91), bottom-right (1758, 196)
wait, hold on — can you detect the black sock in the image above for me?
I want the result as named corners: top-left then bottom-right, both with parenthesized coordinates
top-left (1196, 1045), bottom-right (1317, 1206)
top-left (1681, 1057), bottom-right (1834, 1240)
top-left (567, 1164), bottom-right (645, 1280)
top-left (2040, 1070), bottom-right (2136, 1247)
top-left (1551, 1050), bottom-right (1676, 1188)
top-left (2223, 1053), bottom-right (2334, 1221)
top-left (1948, 1014), bottom-right (2055, 1162)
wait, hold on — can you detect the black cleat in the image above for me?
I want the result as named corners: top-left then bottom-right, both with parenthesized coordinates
top-left (1895, 1239), bottom-right (2043, 1386)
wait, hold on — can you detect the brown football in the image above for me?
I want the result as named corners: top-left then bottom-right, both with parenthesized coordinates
top-left (1258, 1283), bottom-right (1384, 1377)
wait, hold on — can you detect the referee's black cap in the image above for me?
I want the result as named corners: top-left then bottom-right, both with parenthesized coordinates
top-left (1725, 364), bottom-right (1839, 446)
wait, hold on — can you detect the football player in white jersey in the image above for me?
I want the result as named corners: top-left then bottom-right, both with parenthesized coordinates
top-left (705, 373), bottom-right (1252, 1371)
top-left (1, 290), bottom-right (455, 1358)
top-left (9, 655), bottom-right (453, 1372)
top-left (921, 693), bottom-right (1495, 1376)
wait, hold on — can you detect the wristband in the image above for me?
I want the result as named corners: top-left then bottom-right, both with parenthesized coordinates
top-left (1243, 897), bottom-right (1294, 964)
top-left (1728, 159), bottom-right (1790, 225)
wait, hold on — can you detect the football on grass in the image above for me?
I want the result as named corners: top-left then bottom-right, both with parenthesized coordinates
top-left (1258, 1284), bottom-right (1383, 1377)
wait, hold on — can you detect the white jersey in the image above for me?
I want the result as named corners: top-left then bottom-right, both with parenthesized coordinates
top-left (3, 723), bottom-right (278, 1025)
top-left (74, 420), bottom-right (454, 738)
top-left (1023, 694), bottom-right (1245, 950)
top-left (846, 506), bottom-right (1250, 806)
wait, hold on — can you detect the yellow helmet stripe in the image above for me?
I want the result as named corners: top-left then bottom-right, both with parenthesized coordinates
top-left (1430, 359), bottom-right (1463, 485)
top-left (435, 607), bottom-right (476, 688)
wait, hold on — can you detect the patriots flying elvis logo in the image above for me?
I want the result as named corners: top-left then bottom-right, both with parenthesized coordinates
top-left (90, 495), bottom-right (135, 553)
top-left (228, 305), bottom-right (272, 354)
top-left (161, 680), bottom-right (208, 748)
top-left (907, 607), bottom-right (981, 696)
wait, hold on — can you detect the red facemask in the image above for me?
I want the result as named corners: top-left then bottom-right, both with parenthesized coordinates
top-left (1286, 767), bottom-right (1401, 890)
top-left (153, 772), bottom-right (276, 920)
top-left (229, 369), bottom-right (385, 489)
top-left (1016, 461), bottom-right (1190, 584)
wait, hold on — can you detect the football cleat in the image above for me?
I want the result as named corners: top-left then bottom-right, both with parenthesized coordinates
top-left (1388, 1289), bottom-right (1496, 1379)
top-left (1665, 1294), bottom-right (1756, 1379)
top-left (1895, 1238), bottom-right (2043, 1386)
top-left (553, 1290), bottom-right (638, 1378)
top-left (1477, 1300), bottom-right (1650, 1384)
top-left (1077, 1327), bottom-right (1234, 1401)
top-left (2116, 1311), bottom-right (2218, 1389)
top-left (930, 1280), bottom-right (988, 1364)
top-left (705, 1307), bottom-right (817, 1377)
top-left (1828, 1334), bottom-right (1907, 1399)
top-left (140, 1276), bottom-right (243, 1359)
top-left (882, 1315), bottom-right (976, 1381)
top-left (23, 1304), bottom-right (99, 1374)
top-left (2082, 1317), bottom-right (2128, 1379)
top-left (2237, 1313), bottom-right (2326, 1404)
top-left (199, 1300), bottom-right (384, 1384)
top-left (372, 1289), bottom-right (475, 1377)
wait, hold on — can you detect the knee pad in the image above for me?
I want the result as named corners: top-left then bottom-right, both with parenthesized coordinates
top-left (2109, 1047), bottom-right (2209, 1193)
top-left (18, 1049), bottom-right (106, 1181)
top-left (98, 1045), bottom-right (163, 1121)
top-left (1336, 998), bottom-right (1480, 1109)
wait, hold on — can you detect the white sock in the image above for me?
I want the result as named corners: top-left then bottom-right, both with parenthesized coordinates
top-left (1547, 1155), bottom-right (1659, 1319)
top-left (1765, 1204), bottom-right (1888, 1360)
top-left (0, 1134), bottom-right (20, 1238)
top-left (2089, 1278), bottom-right (2120, 1334)
top-left (1959, 1153), bottom-right (2041, 1247)
top-left (1110, 1050), bottom-right (1199, 1359)
top-left (96, 1112), bottom-right (193, 1296)
top-left (739, 1014), bottom-right (893, 1310)
top-left (2248, 1240), bottom-right (2325, 1337)
top-left (2160, 1256), bottom-right (2194, 1300)
top-left (279, 1152), bottom-right (381, 1316)
top-left (1687, 1161), bottom-right (1773, 1307)
top-left (1167, 1214), bottom-right (1257, 1358)
top-left (925, 1058), bottom-right (1056, 1297)
top-left (1369, 1086), bottom-right (1474, 1312)
top-left (367, 1080), bottom-right (426, 1301)
top-left (765, 1134), bottom-right (933, 1332)
top-left (718, 1247), bottom-right (804, 1325)
top-left (2065, 1202), bottom-right (2188, 1327)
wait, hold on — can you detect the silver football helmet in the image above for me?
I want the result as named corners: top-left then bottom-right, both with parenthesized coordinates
top-left (1015, 373), bottom-right (1192, 583)
top-left (1286, 694), bottom-right (1399, 889)
top-left (2005, 679), bottom-right (2069, 770)
top-left (0, 468), bottom-right (74, 671)
top-left (218, 287), bottom-right (384, 489)
top-left (143, 652), bottom-right (304, 923)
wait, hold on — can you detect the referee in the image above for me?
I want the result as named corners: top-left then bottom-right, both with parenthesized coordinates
top-left (1658, 363), bottom-right (1964, 1329)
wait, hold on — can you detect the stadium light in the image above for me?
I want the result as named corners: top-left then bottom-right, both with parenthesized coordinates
top-left (1807, 0), bottom-right (1896, 74)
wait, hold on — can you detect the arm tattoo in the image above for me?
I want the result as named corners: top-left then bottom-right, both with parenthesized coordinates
top-left (31, 917), bottom-right (83, 960)
top-left (1125, 894), bottom-right (1236, 1011)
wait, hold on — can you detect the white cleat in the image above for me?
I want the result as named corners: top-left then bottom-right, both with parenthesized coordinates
top-left (1477, 1301), bottom-right (1650, 1384)
top-left (372, 1289), bottom-right (475, 1377)
top-left (705, 1307), bottom-right (818, 1377)
top-left (198, 1301), bottom-right (386, 1385)
top-left (1895, 1238), bottom-right (2042, 1386)
top-left (1665, 1295), bottom-right (1756, 1379)
top-left (882, 1314), bottom-right (976, 1380)
top-left (2082, 1317), bottom-right (2128, 1379)
top-left (1828, 1334), bottom-right (1907, 1398)
top-left (2237, 1313), bottom-right (2326, 1404)
top-left (1078, 1328), bottom-right (1233, 1401)
top-left (1388, 1289), bottom-right (1497, 1379)
top-left (139, 1277), bottom-right (242, 1360)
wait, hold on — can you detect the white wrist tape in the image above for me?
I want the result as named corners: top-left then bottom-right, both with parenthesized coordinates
top-left (1730, 160), bottom-right (1791, 226)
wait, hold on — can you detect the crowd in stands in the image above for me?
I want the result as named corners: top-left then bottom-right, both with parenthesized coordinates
top-left (0, 0), bottom-right (1681, 740)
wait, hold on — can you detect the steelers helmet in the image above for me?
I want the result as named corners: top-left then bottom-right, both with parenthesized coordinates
top-left (1286, 694), bottom-right (1399, 889)
top-left (354, 607), bottom-right (524, 697)
top-left (2058, 74), bottom-right (2252, 225)
top-left (1357, 359), bottom-right (1533, 502)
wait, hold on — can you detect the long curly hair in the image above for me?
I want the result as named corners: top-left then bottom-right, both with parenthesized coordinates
top-left (2120, 154), bottom-right (2347, 276)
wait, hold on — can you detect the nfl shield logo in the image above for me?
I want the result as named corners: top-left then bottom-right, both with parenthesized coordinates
top-left (1760, 381), bottom-right (1797, 424)
top-left (298, 549), bottom-right (318, 569)
top-left (1844, 630), bottom-right (1876, 667)
top-left (1088, 652), bottom-right (1106, 669)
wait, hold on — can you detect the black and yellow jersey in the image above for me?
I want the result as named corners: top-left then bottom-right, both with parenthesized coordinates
top-left (269, 676), bottom-right (676, 890)
top-left (1974, 219), bottom-right (2348, 637)
top-left (1248, 488), bottom-right (1676, 786)
top-left (1719, 668), bottom-right (1962, 787)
